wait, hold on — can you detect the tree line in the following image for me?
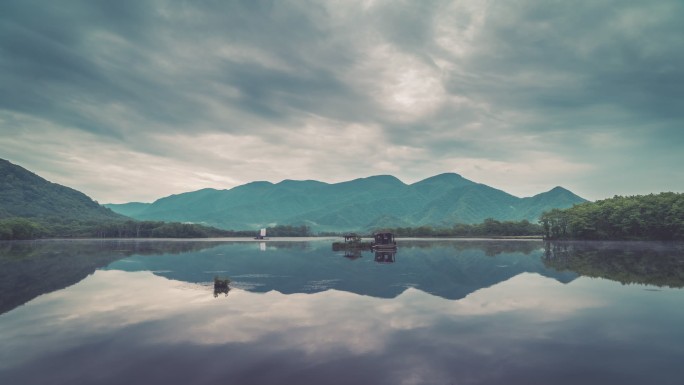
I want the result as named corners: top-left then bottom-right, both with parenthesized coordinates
top-left (0, 218), bottom-right (234, 240)
top-left (540, 192), bottom-right (684, 240)
top-left (264, 225), bottom-right (312, 237)
top-left (0, 218), bottom-right (314, 240)
top-left (370, 219), bottom-right (543, 237)
top-left (6, 191), bottom-right (682, 241)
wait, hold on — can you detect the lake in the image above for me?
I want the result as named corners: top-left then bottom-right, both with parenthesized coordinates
top-left (1, 238), bottom-right (684, 385)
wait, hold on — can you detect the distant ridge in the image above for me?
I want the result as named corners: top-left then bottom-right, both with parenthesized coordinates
top-left (106, 172), bottom-right (587, 231)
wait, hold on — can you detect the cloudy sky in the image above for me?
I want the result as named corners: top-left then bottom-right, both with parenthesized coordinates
top-left (1, 0), bottom-right (682, 203)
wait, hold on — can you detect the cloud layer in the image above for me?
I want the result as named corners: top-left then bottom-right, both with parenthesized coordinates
top-left (1, 0), bottom-right (683, 202)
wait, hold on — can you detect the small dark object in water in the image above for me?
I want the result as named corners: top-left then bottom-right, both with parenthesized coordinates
top-left (214, 276), bottom-right (231, 297)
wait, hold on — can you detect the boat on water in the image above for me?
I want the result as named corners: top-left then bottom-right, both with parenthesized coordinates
top-left (370, 232), bottom-right (397, 251)
top-left (254, 228), bottom-right (269, 240)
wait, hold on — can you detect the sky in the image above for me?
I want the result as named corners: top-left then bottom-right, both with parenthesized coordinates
top-left (1, 0), bottom-right (683, 204)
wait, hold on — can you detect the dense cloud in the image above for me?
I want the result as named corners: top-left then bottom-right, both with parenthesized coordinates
top-left (1, 0), bottom-right (682, 202)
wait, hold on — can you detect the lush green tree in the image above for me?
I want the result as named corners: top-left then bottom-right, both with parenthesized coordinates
top-left (539, 193), bottom-right (684, 240)
top-left (0, 218), bottom-right (43, 240)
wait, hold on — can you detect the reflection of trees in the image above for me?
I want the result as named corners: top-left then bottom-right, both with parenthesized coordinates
top-left (543, 241), bottom-right (684, 288)
top-left (399, 240), bottom-right (541, 256)
top-left (0, 240), bottom-right (226, 315)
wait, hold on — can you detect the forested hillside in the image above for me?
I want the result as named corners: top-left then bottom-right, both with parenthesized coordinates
top-left (540, 193), bottom-right (684, 240)
top-left (0, 159), bottom-right (233, 239)
top-left (0, 158), bottom-right (122, 221)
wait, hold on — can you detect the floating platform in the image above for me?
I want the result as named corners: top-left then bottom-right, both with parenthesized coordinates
top-left (371, 244), bottom-right (398, 251)
top-left (332, 242), bottom-right (372, 251)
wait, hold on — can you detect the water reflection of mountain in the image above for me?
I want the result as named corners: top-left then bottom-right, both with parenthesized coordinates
top-left (543, 241), bottom-right (684, 288)
top-left (105, 240), bottom-right (578, 300)
top-left (0, 240), bottom-right (226, 315)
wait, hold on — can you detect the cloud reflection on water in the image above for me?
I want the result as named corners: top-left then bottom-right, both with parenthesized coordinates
top-left (0, 269), bottom-right (602, 375)
top-left (3, 241), bottom-right (684, 384)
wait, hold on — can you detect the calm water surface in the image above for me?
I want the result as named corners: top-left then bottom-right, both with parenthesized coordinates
top-left (1, 238), bottom-right (684, 385)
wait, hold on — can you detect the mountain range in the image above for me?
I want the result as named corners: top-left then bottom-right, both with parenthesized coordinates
top-left (0, 158), bottom-right (586, 233)
top-left (106, 173), bottom-right (586, 231)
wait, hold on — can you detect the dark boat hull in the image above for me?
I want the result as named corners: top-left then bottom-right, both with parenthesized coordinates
top-left (371, 244), bottom-right (397, 251)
